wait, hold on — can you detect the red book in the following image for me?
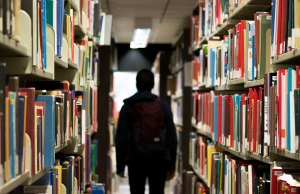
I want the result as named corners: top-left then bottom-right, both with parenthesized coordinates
top-left (193, 57), bottom-right (200, 86)
top-left (254, 13), bottom-right (261, 77)
top-left (253, 88), bottom-right (258, 153)
top-left (19, 88), bottom-right (36, 175)
top-left (230, 96), bottom-right (234, 148)
top-left (240, 21), bottom-right (246, 78)
top-left (248, 88), bottom-right (253, 152)
top-left (218, 96), bottom-right (222, 144)
top-left (296, 66), bottom-right (300, 88)
top-left (278, 69), bottom-right (285, 150)
top-left (258, 87), bottom-right (264, 153)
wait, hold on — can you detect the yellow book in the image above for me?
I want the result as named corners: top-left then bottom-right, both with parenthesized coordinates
top-left (207, 144), bottom-right (221, 186)
top-left (55, 164), bottom-right (62, 194)
top-left (294, 0), bottom-right (300, 48)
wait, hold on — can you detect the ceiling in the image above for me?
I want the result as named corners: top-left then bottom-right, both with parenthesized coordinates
top-left (100, 0), bottom-right (198, 44)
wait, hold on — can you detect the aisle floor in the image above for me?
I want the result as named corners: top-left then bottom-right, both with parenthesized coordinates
top-left (113, 178), bottom-right (173, 194)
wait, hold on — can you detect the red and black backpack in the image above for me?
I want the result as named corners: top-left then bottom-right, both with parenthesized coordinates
top-left (131, 98), bottom-right (166, 156)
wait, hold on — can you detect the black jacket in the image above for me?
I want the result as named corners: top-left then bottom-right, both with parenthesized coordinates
top-left (115, 91), bottom-right (178, 174)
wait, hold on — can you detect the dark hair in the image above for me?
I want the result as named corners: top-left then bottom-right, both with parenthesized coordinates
top-left (136, 69), bottom-right (154, 91)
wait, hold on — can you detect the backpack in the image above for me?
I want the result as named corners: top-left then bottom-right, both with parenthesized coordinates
top-left (131, 98), bottom-right (166, 156)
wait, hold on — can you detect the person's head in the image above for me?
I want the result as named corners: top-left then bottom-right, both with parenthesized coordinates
top-left (136, 69), bottom-right (154, 92)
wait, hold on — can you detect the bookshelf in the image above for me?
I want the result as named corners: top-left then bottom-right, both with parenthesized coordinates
top-left (271, 49), bottom-right (300, 65)
top-left (190, 165), bottom-right (209, 189)
top-left (180, 0), bottom-right (300, 193)
top-left (0, 0), bottom-right (104, 193)
top-left (0, 33), bottom-right (30, 57)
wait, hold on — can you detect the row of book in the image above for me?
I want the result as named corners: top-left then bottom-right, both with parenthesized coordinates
top-left (271, 0), bottom-right (300, 56)
top-left (0, 63), bottom-right (98, 184)
top-left (192, 65), bottom-right (300, 156)
top-left (193, 0), bottom-right (270, 48)
top-left (184, 171), bottom-right (206, 194)
top-left (190, 138), bottom-right (271, 194)
top-left (16, 156), bottom-right (86, 194)
top-left (0, 0), bottom-right (99, 75)
top-left (192, 12), bottom-right (272, 87)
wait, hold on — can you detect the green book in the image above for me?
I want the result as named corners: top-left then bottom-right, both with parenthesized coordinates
top-left (258, 14), bottom-right (272, 79)
top-left (46, 0), bottom-right (53, 26)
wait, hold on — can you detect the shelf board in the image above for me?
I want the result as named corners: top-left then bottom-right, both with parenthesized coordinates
top-left (227, 78), bottom-right (244, 85)
top-left (228, 0), bottom-right (272, 20)
top-left (68, 0), bottom-right (79, 12)
top-left (272, 49), bottom-right (300, 65)
top-left (209, 19), bottom-right (239, 37)
top-left (171, 65), bottom-right (183, 74)
top-left (215, 84), bottom-right (246, 91)
top-left (171, 94), bottom-right (183, 101)
top-left (0, 33), bottom-right (30, 57)
top-left (270, 147), bottom-right (300, 161)
top-left (26, 168), bottom-right (51, 185)
top-left (75, 24), bottom-right (86, 36)
top-left (217, 144), bottom-right (252, 160)
top-left (0, 171), bottom-right (30, 194)
top-left (68, 59), bottom-right (78, 69)
top-left (246, 151), bottom-right (271, 164)
top-left (192, 83), bottom-right (214, 91)
top-left (55, 56), bottom-right (68, 68)
top-left (190, 165), bottom-right (209, 189)
top-left (244, 79), bottom-right (264, 88)
top-left (192, 124), bottom-right (212, 140)
top-left (32, 67), bottom-right (54, 80)
top-left (175, 123), bottom-right (183, 128)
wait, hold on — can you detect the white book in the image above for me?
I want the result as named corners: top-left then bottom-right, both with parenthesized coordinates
top-left (248, 164), bottom-right (253, 194)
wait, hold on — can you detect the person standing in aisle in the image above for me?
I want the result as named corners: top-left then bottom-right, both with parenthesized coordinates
top-left (115, 69), bottom-right (178, 194)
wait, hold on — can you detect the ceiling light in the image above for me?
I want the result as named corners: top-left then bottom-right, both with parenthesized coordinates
top-left (130, 28), bottom-right (151, 49)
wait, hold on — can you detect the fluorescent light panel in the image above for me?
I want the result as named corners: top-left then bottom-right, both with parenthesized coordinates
top-left (130, 28), bottom-right (151, 49)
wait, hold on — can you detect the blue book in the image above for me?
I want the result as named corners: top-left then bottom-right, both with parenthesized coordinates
top-left (35, 170), bottom-right (56, 194)
top-left (9, 99), bottom-right (15, 178)
top-left (17, 96), bottom-right (25, 175)
top-left (92, 183), bottom-right (105, 194)
top-left (42, 0), bottom-right (47, 69)
top-left (287, 68), bottom-right (293, 151)
top-left (36, 95), bottom-right (55, 168)
top-left (210, 48), bottom-right (216, 86)
top-left (57, 0), bottom-right (64, 57)
top-left (214, 96), bottom-right (219, 142)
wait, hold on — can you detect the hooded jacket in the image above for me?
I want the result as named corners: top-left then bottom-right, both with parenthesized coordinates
top-left (115, 91), bottom-right (178, 174)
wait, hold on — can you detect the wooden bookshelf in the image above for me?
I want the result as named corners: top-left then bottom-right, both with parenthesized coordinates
top-left (216, 144), bottom-right (253, 160)
top-left (171, 94), bottom-right (183, 101)
top-left (190, 165), bottom-right (209, 189)
top-left (68, 59), bottom-right (78, 69)
top-left (270, 147), bottom-right (300, 162)
top-left (0, 33), bottom-right (30, 57)
top-left (26, 168), bottom-right (52, 185)
top-left (32, 67), bottom-right (54, 80)
top-left (209, 19), bottom-right (239, 37)
top-left (244, 79), bottom-right (264, 88)
top-left (75, 24), bottom-right (86, 36)
top-left (272, 49), bottom-right (300, 65)
top-left (228, 0), bottom-right (271, 20)
top-left (171, 65), bottom-right (183, 74)
top-left (215, 84), bottom-right (246, 91)
top-left (0, 171), bottom-right (30, 194)
top-left (192, 124), bottom-right (212, 140)
top-left (227, 78), bottom-right (244, 85)
top-left (55, 56), bottom-right (68, 68)
top-left (246, 151), bottom-right (271, 164)
top-left (68, 0), bottom-right (80, 12)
